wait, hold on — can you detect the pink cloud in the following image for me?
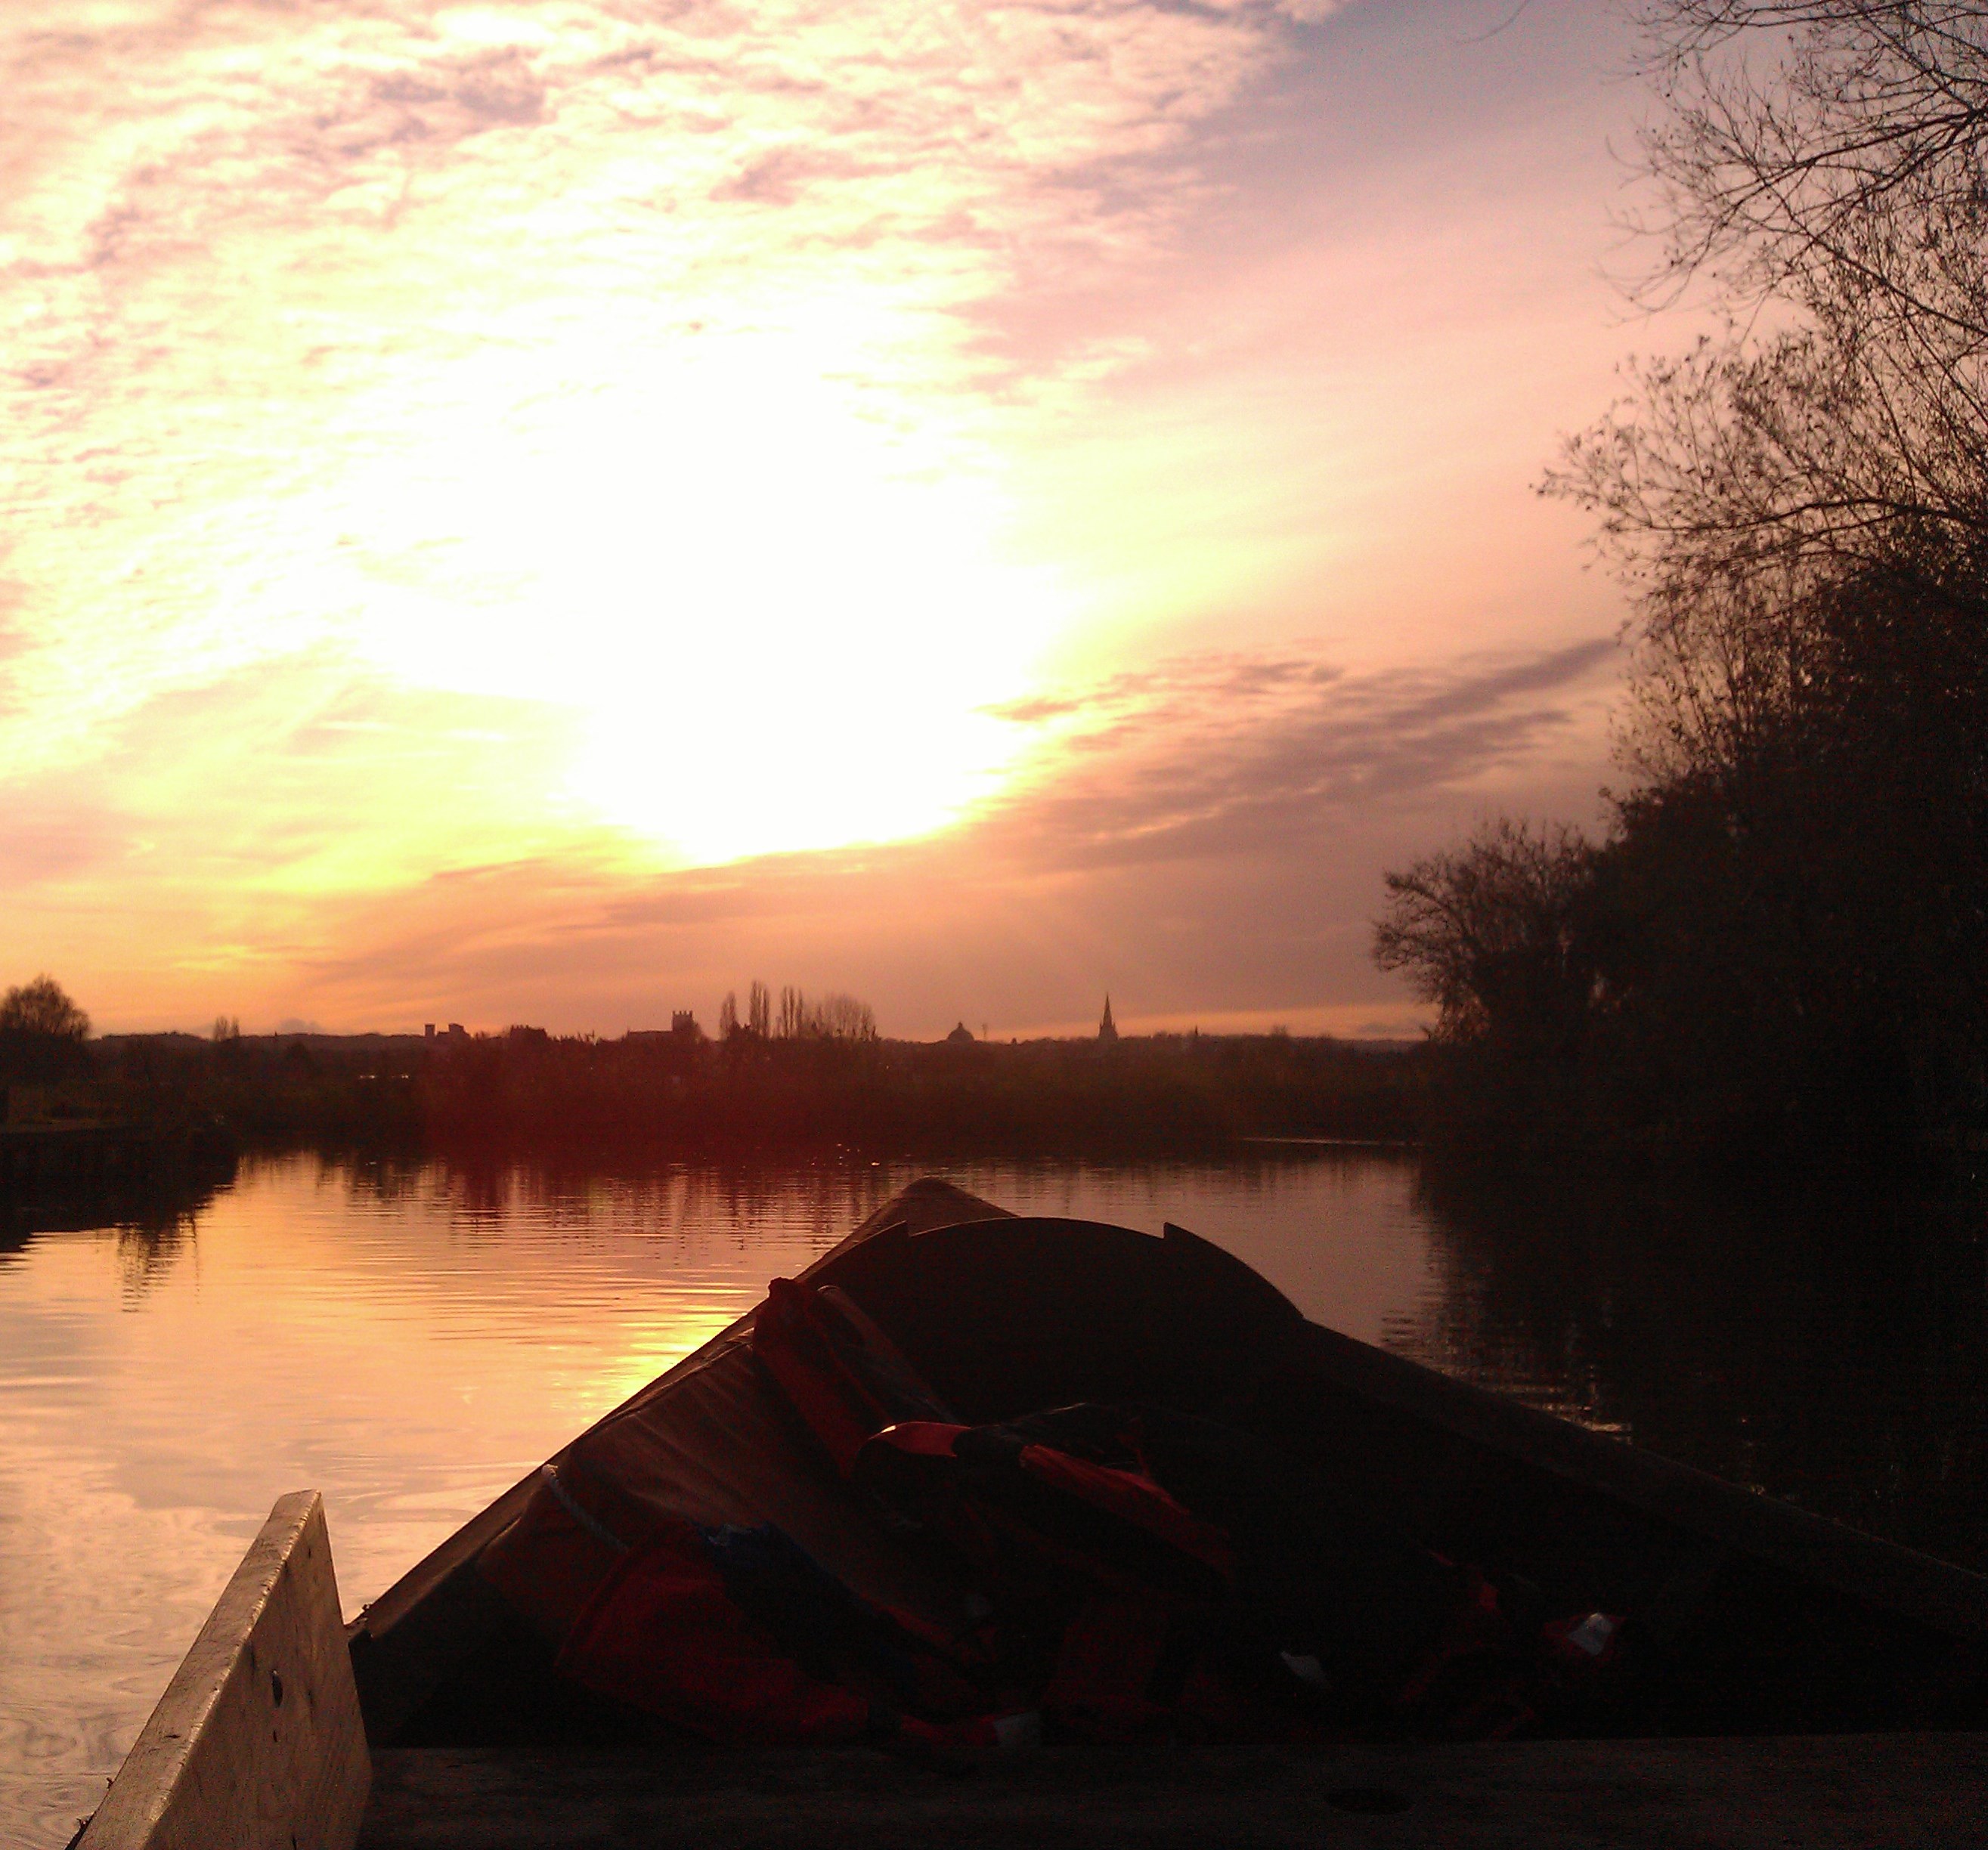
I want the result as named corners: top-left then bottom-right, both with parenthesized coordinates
top-left (264, 636), bottom-right (1616, 1036)
top-left (0, 2), bottom-right (1679, 1038)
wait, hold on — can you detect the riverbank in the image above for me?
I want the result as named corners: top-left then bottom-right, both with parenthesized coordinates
top-left (52, 1027), bottom-right (1425, 1162)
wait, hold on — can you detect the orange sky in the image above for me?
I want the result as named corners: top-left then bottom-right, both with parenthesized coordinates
top-left (1, 1), bottom-right (1698, 1038)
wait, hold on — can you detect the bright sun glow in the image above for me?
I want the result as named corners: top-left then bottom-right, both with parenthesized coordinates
top-left (341, 306), bottom-right (1070, 865)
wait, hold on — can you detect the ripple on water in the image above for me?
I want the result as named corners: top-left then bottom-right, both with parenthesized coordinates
top-left (0, 1151), bottom-right (1441, 1848)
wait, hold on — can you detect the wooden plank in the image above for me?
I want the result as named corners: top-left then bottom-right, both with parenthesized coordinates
top-left (358, 1734), bottom-right (1988, 1848)
top-left (79, 1490), bottom-right (370, 1850)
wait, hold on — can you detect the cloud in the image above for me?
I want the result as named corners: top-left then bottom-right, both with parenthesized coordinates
top-left (0, 0), bottom-right (1364, 823)
top-left (251, 635), bottom-right (1616, 1035)
top-left (0, 784), bottom-right (133, 887)
top-left (0, 0), bottom-right (1659, 1035)
top-left (977, 637), bottom-right (1616, 868)
top-left (0, 622), bottom-right (1615, 1030)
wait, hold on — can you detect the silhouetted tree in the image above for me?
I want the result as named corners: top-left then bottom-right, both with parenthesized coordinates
top-left (1549, 3), bottom-right (1988, 802)
top-left (0, 974), bottom-right (91, 1087)
top-left (1380, 6), bottom-right (1988, 1160)
top-left (767, 985), bottom-right (879, 1043)
top-left (812, 993), bottom-right (879, 1043)
top-left (1, 975), bottom-right (90, 1041)
top-left (1556, 4), bottom-right (1988, 592)
top-left (1373, 823), bottom-right (1606, 1144)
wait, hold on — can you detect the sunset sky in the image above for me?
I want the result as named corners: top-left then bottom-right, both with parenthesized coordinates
top-left (2, 0), bottom-right (1699, 1038)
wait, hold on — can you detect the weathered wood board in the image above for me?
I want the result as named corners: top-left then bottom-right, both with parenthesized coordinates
top-left (78, 1490), bottom-right (370, 1850)
top-left (358, 1735), bottom-right (1988, 1849)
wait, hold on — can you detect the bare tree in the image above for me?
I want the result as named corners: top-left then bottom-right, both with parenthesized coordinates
top-left (813, 993), bottom-right (879, 1043)
top-left (1628, 2), bottom-right (1988, 333)
top-left (767, 985), bottom-right (879, 1042)
top-left (1373, 821), bottom-right (1600, 1046)
top-left (1546, 2), bottom-right (1988, 787)
top-left (1386, 7), bottom-right (1988, 1153)
top-left (1553, 5), bottom-right (1988, 598)
top-left (0, 974), bottom-right (90, 1040)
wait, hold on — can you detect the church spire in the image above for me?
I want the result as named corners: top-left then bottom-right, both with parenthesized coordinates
top-left (1098, 994), bottom-right (1119, 1043)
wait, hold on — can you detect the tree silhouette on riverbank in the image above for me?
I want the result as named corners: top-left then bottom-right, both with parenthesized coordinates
top-left (0, 975), bottom-right (92, 1087)
top-left (1378, 5), bottom-right (1988, 1165)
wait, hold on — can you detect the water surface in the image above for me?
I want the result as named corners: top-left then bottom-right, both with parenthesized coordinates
top-left (0, 1152), bottom-right (1435, 1845)
top-left (2, 1150), bottom-right (1983, 1847)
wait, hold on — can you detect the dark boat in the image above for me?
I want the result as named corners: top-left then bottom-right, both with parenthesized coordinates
top-left (74, 1180), bottom-right (1988, 1850)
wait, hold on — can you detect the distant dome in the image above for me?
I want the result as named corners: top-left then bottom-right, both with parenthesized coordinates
top-left (946, 1021), bottom-right (975, 1044)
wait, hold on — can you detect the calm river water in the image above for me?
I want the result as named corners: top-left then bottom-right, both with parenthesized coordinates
top-left (3, 1149), bottom-right (1985, 1845)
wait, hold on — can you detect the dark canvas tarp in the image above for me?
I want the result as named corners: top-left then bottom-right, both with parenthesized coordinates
top-left (466, 1180), bottom-right (1343, 1757)
top-left (479, 1182), bottom-right (1306, 1656)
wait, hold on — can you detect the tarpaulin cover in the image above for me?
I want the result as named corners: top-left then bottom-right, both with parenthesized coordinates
top-left (479, 1193), bottom-right (1302, 1661)
top-left (475, 1186), bottom-right (1615, 1745)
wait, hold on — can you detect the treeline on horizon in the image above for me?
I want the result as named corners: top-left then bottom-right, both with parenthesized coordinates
top-left (416, 1020), bottom-right (1417, 1155)
top-left (0, 979), bottom-right (1421, 1159)
top-left (1374, 5), bottom-right (1988, 1174)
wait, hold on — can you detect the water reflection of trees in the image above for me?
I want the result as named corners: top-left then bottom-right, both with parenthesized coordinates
top-left (436, 1156), bottom-right (907, 1245)
top-left (0, 1165), bottom-right (235, 1298)
top-left (113, 1217), bottom-right (195, 1301)
top-left (403, 1150), bottom-right (1349, 1248)
top-left (1399, 1160), bottom-right (1988, 1571)
top-left (316, 1151), bottom-right (912, 1248)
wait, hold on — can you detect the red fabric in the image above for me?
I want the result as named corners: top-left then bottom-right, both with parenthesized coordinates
top-left (1041, 1597), bottom-right (1172, 1742)
top-left (869, 1420), bottom-right (967, 1458)
top-left (557, 1517), bottom-right (874, 1746)
top-left (752, 1278), bottom-right (887, 1477)
top-left (1389, 1567), bottom-right (1547, 1740)
top-left (1172, 1659), bottom-right (1323, 1743)
top-left (751, 1278), bottom-right (958, 1478)
top-left (896, 1711), bottom-right (1040, 1754)
top-left (1017, 1444), bottom-right (1234, 1576)
top-left (856, 1420), bottom-right (1235, 1621)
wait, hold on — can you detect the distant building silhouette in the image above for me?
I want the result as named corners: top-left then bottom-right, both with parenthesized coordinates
top-left (1098, 995), bottom-right (1119, 1043)
top-left (671, 1010), bottom-right (702, 1041)
top-left (946, 1021), bottom-right (975, 1044)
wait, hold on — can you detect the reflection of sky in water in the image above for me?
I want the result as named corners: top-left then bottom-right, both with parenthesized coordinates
top-left (0, 1152), bottom-right (1438, 1850)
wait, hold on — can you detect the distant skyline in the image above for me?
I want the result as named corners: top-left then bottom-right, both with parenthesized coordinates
top-left (2, 2), bottom-right (1700, 1038)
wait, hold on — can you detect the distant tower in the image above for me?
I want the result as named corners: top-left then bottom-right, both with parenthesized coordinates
top-left (1098, 995), bottom-right (1119, 1043)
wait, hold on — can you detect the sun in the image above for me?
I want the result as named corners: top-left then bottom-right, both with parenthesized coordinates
top-left (339, 306), bottom-right (1073, 865)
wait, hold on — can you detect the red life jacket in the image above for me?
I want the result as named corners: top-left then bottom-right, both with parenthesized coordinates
top-left (558, 1512), bottom-right (1023, 1753)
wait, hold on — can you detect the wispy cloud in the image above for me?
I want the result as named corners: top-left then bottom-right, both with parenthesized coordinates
top-left (979, 638), bottom-right (1615, 867)
top-left (265, 634), bottom-right (1617, 1033)
top-left (1, 0), bottom-right (1370, 853)
top-left (0, 1), bottom-right (1665, 1033)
